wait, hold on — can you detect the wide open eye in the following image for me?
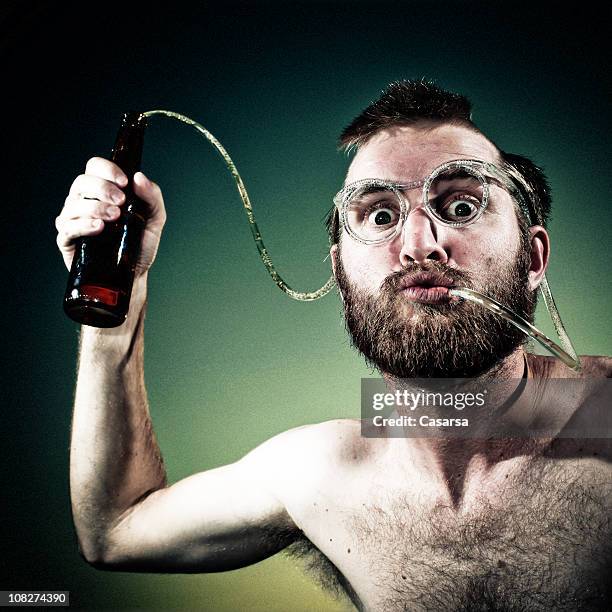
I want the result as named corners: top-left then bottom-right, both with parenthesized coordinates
top-left (367, 206), bottom-right (397, 226)
top-left (344, 183), bottom-right (402, 241)
top-left (427, 167), bottom-right (486, 225)
top-left (438, 194), bottom-right (481, 223)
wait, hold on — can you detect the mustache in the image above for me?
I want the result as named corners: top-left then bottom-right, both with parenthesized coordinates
top-left (380, 261), bottom-right (474, 295)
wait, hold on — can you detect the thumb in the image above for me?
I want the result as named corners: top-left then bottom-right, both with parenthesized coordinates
top-left (132, 171), bottom-right (165, 219)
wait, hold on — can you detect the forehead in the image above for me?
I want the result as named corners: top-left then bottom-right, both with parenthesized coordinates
top-left (346, 123), bottom-right (501, 184)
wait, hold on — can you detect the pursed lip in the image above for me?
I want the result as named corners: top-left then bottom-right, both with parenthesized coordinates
top-left (398, 271), bottom-right (456, 290)
top-left (397, 272), bottom-right (456, 303)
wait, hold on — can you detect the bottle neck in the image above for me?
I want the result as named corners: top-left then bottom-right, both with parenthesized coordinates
top-left (111, 111), bottom-right (147, 184)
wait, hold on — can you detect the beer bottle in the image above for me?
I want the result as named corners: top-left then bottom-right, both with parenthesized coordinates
top-left (63, 111), bottom-right (148, 327)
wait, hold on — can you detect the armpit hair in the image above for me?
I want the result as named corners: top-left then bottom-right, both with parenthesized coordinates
top-left (283, 535), bottom-right (357, 606)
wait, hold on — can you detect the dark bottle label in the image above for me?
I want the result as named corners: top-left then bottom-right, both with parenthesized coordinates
top-left (79, 285), bottom-right (119, 306)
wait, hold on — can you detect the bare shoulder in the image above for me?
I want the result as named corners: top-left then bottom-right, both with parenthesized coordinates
top-left (529, 354), bottom-right (612, 464)
top-left (242, 418), bottom-right (368, 472)
top-left (578, 355), bottom-right (612, 377)
top-left (527, 353), bottom-right (612, 379)
top-left (240, 419), bottom-right (379, 513)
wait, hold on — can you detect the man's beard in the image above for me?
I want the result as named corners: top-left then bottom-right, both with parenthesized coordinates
top-left (335, 236), bottom-right (536, 379)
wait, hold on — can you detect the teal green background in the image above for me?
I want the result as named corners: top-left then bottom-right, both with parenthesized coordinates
top-left (2, 1), bottom-right (610, 609)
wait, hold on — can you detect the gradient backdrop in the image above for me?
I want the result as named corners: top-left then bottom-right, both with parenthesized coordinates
top-left (2, 1), bottom-right (611, 610)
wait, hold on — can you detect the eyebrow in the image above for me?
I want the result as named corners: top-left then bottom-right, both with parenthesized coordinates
top-left (355, 184), bottom-right (394, 196)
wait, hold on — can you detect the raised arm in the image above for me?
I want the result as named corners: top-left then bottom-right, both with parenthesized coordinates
top-left (59, 158), bottom-right (299, 573)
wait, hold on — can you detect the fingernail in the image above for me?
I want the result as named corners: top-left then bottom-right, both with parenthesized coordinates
top-left (112, 192), bottom-right (124, 204)
top-left (116, 175), bottom-right (128, 186)
top-left (92, 219), bottom-right (102, 227)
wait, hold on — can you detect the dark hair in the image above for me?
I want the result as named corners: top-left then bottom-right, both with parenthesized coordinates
top-left (326, 80), bottom-right (551, 244)
top-left (499, 152), bottom-right (551, 228)
top-left (338, 79), bottom-right (476, 151)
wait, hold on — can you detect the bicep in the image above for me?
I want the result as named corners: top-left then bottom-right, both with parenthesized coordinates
top-left (101, 457), bottom-right (299, 573)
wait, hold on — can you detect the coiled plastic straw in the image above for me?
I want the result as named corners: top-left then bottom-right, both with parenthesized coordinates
top-left (143, 109), bottom-right (335, 301)
top-left (143, 109), bottom-right (580, 370)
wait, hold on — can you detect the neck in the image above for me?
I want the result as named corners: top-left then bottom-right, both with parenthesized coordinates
top-left (382, 346), bottom-right (527, 389)
top-left (382, 348), bottom-right (533, 506)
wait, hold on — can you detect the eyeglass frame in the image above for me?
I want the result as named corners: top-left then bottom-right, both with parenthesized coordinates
top-left (333, 158), bottom-right (536, 246)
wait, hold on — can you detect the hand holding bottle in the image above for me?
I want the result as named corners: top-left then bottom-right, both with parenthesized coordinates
top-left (58, 112), bottom-right (167, 327)
top-left (56, 158), bottom-right (166, 275)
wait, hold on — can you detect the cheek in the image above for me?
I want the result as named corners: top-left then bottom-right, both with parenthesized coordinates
top-left (451, 209), bottom-right (521, 258)
top-left (451, 235), bottom-right (497, 265)
top-left (339, 241), bottom-right (397, 292)
top-left (449, 222), bottom-right (521, 272)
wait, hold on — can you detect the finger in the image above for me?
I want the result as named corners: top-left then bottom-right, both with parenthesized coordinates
top-left (59, 196), bottom-right (122, 223)
top-left (56, 217), bottom-right (105, 248)
top-left (84, 156), bottom-right (128, 187)
top-left (133, 172), bottom-right (167, 222)
top-left (69, 174), bottom-right (126, 204)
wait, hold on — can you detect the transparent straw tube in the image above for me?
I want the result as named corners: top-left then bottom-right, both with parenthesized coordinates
top-left (142, 110), bottom-right (581, 371)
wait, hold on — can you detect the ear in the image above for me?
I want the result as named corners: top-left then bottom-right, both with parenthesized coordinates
top-left (330, 243), bottom-right (346, 305)
top-left (330, 244), bottom-right (339, 278)
top-left (527, 225), bottom-right (549, 290)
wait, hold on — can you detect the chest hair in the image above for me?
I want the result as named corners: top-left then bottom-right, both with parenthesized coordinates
top-left (286, 458), bottom-right (611, 611)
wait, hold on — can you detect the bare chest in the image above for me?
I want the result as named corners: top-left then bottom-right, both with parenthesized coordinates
top-left (290, 460), bottom-right (611, 611)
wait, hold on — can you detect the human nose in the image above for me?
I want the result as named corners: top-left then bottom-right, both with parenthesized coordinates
top-left (398, 209), bottom-right (449, 265)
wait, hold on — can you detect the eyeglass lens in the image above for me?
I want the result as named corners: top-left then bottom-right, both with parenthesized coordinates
top-left (344, 167), bottom-right (487, 242)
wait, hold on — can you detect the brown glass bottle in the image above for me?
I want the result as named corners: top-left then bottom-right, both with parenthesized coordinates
top-left (63, 112), bottom-right (148, 327)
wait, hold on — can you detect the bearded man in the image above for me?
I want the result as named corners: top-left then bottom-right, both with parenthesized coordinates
top-left (58, 80), bottom-right (611, 611)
